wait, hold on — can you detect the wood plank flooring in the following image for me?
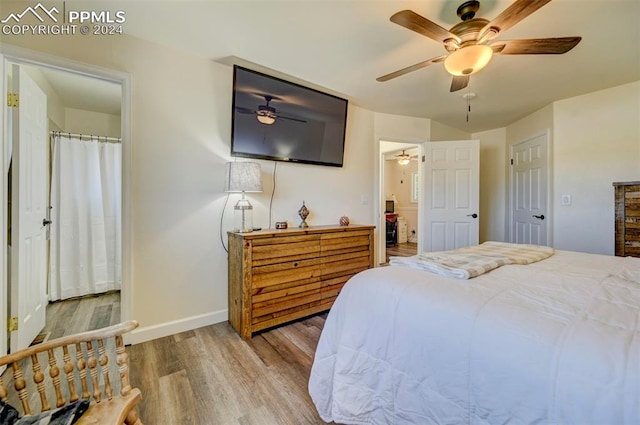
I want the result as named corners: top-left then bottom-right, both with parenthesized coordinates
top-left (14, 292), bottom-right (338, 424)
top-left (38, 291), bottom-right (121, 341)
top-left (128, 315), bottom-right (335, 425)
top-left (385, 241), bottom-right (417, 263)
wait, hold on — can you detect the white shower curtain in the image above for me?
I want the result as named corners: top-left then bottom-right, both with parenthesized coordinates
top-left (48, 134), bottom-right (122, 301)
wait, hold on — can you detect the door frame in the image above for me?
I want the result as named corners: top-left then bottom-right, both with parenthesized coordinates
top-left (377, 138), bottom-right (425, 265)
top-left (508, 129), bottom-right (553, 245)
top-left (0, 45), bottom-right (133, 355)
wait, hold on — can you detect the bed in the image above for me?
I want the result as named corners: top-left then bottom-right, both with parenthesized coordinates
top-left (308, 244), bottom-right (640, 424)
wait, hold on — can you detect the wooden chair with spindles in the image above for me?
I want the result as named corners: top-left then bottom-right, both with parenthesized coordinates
top-left (0, 320), bottom-right (143, 425)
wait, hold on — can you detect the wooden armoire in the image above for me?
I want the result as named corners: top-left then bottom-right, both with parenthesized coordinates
top-left (613, 181), bottom-right (640, 257)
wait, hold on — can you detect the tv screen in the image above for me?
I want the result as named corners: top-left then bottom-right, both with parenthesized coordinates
top-left (231, 65), bottom-right (348, 167)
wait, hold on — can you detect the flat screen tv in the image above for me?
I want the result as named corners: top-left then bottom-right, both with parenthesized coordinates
top-left (231, 65), bottom-right (348, 167)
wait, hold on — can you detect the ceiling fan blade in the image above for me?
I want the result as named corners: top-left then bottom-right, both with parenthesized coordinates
top-left (377, 55), bottom-right (446, 82)
top-left (390, 10), bottom-right (461, 45)
top-left (480, 0), bottom-right (553, 41)
top-left (279, 115), bottom-right (307, 123)
top-left (235, 107), bottom-right (256, 114)
top-left (492, 37), bottom-right (581, 55)
top-left (450, 75), bottom-right (469, 92)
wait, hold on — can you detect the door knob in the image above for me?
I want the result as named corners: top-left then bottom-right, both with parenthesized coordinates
top-left (43, 218), bottom-right (52, 226)
top-left (467, 213), bottom-right (478, 219)
top-left (532, 214), bottom-right (545, 220)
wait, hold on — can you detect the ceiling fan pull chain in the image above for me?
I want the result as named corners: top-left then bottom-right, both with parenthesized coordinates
top-left (466, 87), bottom-right (471, 122)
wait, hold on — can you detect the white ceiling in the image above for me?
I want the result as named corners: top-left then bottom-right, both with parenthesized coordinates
top-left (114, 0), bottom-right (640, 133)
top-left (36, 1), bottom-right (639, 133)
top-left (36, 67), bottom-right (121, 115)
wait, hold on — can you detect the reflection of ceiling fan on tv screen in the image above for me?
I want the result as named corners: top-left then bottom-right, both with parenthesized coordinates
top-left (235, 94), bottom-right (307, 125)
top-left (377, 0), bottom-right (581, 92)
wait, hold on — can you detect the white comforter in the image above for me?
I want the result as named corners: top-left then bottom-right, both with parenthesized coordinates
top-left (309, 250), bottom-right (640, 424)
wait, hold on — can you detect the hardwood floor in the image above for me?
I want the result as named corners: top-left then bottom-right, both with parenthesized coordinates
top-left (385, 241), bottom-right (417, 263)
top-left (129, 315), bottom-right (335, 425)
top-left (16, 293), bottom-right (336, 424)
top-left (1, 292), bottom-right (123, 411)
top-left (38, 291), bottom-right (121, 341)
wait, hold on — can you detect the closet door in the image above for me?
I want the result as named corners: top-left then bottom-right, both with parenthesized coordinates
top-left (511, 133), bottom-right (549, 246)
top-left (422, 140), bottom-right (480, 251)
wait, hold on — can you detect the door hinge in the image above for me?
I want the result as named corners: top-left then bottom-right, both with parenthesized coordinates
top-left (510, 158), bottom-right (514, 165)
top-left (6, 92), bottom-right (19, 108)
top-left (8, 317), bottom-right (18, 332)
top-left (421, 155), bottom-right (425, 162)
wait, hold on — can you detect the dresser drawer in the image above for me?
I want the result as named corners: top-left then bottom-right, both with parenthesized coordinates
top-left (321, 230), bottom-right (372, 254)
top-left (251, 239), bottom-right (320, 264)
top-left (252, 258), bottom-right (321, 290)
top-left (252, 288), bottom-right (322, 324)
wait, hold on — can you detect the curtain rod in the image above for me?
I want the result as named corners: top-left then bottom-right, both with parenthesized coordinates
top-left (50, 131), bottom-right (121, 143)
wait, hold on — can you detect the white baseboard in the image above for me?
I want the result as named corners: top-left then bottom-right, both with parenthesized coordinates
top-left (126, 309), bottom-right (228, 345)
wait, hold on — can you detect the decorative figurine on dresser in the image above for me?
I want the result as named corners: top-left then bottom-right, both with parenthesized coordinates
top-left (227, 224), bottom-right (375, 339)
top-left (298, 201), bottom-right (310, 228)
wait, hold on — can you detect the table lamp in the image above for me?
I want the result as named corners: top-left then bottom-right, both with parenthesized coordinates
top-left (225, 162), bottom-right (263, 232)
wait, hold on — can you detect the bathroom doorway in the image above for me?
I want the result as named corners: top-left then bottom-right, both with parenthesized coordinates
top-left (380, 141), bottom-right (420, 264)
top-left (2, 48), bottom-right (131, 353)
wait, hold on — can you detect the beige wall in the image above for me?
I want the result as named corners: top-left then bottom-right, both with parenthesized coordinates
top-left (552, 81), bottom-right (640, 254)
top-left (64, 108), bottom-right (121, 137)
top-left (506, 82), bottom-right (640, 254)
top-left (22, 66), bottom-right (66, 130)
top-left (1, 33), bottom-right (375, 341)
top-left (473, 127), bottom-right (507, 243)
top-left (430, 120), bottom-right (471, 141)
top-left (374, 113), bottom-right (431, 143)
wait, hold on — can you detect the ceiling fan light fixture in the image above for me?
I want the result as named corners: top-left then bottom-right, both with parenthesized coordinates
top-left (256, 111), bottom-right (276, 125)
top-left (397, 150), bottom-right (411, 165)
top-left (444, 44), bottom-right (493, 76)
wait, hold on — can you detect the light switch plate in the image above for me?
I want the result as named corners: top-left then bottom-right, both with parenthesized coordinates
top-left (561, 195), bottom-right (571, 206)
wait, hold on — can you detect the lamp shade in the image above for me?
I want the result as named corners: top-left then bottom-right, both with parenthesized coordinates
top-left (444, 44), bottom-right (493, 76)
top-left (224, 162), bottom-right (263, 193)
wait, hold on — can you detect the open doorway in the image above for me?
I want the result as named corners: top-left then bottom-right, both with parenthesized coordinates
top-left (380, 141), bottom-right (420, 264)
top-left (3, 55), bottom-right (126, 352)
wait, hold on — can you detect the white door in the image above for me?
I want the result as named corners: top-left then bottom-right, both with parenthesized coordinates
top-left (511, 133), bottom-right (548, 245)
top-left (10, 65), bottom-right (48, 352)
top-left (423, 140), bottom-right (479, 251)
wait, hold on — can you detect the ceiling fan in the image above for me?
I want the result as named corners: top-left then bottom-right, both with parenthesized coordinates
top-left (395, 150), bottom-right (418, 165)
top-left (235, 95), bottom-right (307, 125)
top-left (377, 0), bottom-right (581, 92)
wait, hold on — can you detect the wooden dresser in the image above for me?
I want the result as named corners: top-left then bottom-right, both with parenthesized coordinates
top-left (228, 224), bottom-right (375, 339)
top-left (614, 181), bottom-right (640, 257)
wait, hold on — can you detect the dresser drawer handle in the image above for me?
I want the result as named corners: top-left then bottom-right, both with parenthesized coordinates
top-left (293, 262), bottom-right (298, 267)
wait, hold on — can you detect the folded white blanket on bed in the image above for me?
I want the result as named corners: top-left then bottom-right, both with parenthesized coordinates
top-left (389, 241), bottom-right (554, 279)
